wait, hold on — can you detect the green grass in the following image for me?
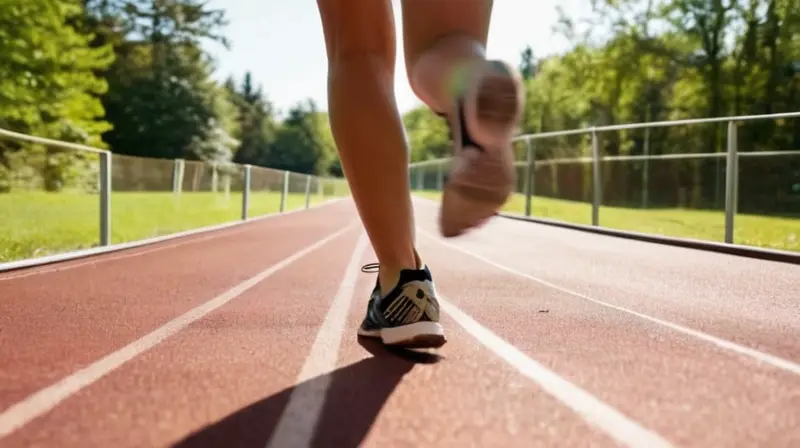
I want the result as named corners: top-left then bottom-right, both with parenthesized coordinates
top-left (416, 190), bottom-right (799, 253)
top-left (5, 188), bottom-right (795, 263)
top-left (0, 190), bottom-right (333, 263)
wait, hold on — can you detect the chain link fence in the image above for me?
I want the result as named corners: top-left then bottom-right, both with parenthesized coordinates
top-left (409, 112), bottom-right (800, 253)
top-left (0, 127), bottom-right (350, 264)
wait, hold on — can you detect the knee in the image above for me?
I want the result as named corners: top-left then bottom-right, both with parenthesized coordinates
top-left (317, 0), bottom-right (395, 70)
top-left (330, 50), bottom-right (391, 76)
top-left (323, 18), bottom-right (394, 72)
top-left (329, 40), bottom-right (395, 76)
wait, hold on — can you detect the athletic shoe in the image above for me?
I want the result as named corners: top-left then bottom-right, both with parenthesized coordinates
top-left (357, 262), bottom-right (446, 348)
top-left (439, 59), bottom-right (524, 238)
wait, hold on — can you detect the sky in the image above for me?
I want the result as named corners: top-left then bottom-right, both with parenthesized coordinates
top-left (202, 0), bottom-right (583, 117)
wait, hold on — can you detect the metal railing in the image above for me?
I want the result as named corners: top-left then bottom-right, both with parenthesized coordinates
top-left (0, 127), bottom-right (351, 263)
top-left (408, 111), bottom-right (800, 250)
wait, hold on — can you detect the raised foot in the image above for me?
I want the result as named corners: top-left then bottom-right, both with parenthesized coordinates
top-left (439, 59), bottom-right (523, 238)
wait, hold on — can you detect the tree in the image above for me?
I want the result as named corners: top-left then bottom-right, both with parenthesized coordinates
top-left (402, 107), bottom-right (450, 162)
top-left (404, 0), bottom-right (799, 214)
top-left (0, 0), bottom-right (115, 192)
top-left (227, 72), bottom-right (279, 167)
top-left (83, 0), bottom-right (235, 161)
top-left (268, 100), bottom-right (337, 175)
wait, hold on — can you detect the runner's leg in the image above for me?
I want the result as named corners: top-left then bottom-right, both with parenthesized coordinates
top-left (401, 0), bottom-right (524, 237)
top-left (315, 0), bottom-right (416, 292)
top-left (316, 0), bottom-right (446, 348)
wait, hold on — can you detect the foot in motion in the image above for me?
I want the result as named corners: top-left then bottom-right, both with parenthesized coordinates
top-left (439, 59), bottom-right (524, 238)
top-left (357, 263), bottom-right (446, 349)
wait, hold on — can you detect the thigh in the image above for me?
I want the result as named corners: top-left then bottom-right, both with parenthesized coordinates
top-left (400, 0), bottom-right (493, 68)
top-left (316, 0), bottom-right (396, 67)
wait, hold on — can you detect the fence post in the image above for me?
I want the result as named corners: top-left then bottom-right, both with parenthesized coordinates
top-left (223, 171), bottom-right (231, 202)
top-left (724, 121), bottom-right (739, 244)
top-left (416, 165), bottom-right (424, 191)
top-left (436, 163), bottom-right (444, 191)
top-left (523, 138), bottom-right (534, 217)
top-left (99, 151), bottom-right (111, 246)
top-left (590, 128), bottom-right (602, 226)
top-left (242, 164), bottom-right (251, 221)
top-left (642, 127), bottom-right (650, 209)
top-left (211, 161), bottom-right (218, 193)
top-left (172, 159), bottom-right (184, 196)
top-left (304, 174), bottom-right (312, 209)
top-left (280, 170), bottom-right (289, 212)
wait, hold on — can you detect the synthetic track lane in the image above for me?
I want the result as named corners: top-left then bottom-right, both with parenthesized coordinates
top-left (2, 198), bottom-right (798, 447)
top-left (308, 246), bottom-right (618, 448)
top-left (0, 201), bottom-right (354, 412)
top-left (411, 198), bottom-right (800, 363)
top-left (1, 226), bottom-right (364, 448)
top-left (414, 232), bottom-right (799, 447)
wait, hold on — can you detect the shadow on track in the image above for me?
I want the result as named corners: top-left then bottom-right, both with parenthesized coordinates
top-left (172, 338), bottom-right (442, 448)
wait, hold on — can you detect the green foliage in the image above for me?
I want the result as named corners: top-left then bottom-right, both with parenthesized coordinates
top-left (270, 100), bottom-right (337, 175)
top-left (403, 0), bottom-right (799, 215)
top-left (101, 41), bottom-right (231, 161)
top-left (0, 0), bottom-right (115, 191)
top-left (0, 0), bottom-right (343, 199)
top-left (403, 108), bottom-right (451, 162)
top-left (224, 74), bottom-right (336, 175)
top-left (0, 0), bottom-right (114, 137)
top-left (1, 0), bottom-right (796, 218)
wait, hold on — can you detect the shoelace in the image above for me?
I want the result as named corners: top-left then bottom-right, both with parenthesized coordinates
top-left (360, 262), bottom-right (379, 273)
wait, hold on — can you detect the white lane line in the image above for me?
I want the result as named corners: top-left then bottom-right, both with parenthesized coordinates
top-left (438, 296), bottom-right (675, 448)
top-left (0, 223), bottom-right (357, 439)
top-left (265, 232), bottom-right (368, 448)
top-left (0, 198), bottom-right (348, 281)
top-left (419, 228), bottom-right (800, 376)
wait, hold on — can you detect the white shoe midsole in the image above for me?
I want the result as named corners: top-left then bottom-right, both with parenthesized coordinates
top-left (380, 321), bottom-right (445, 345)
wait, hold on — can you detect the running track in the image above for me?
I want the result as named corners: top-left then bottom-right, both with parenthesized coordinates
top-left (1, 198), bottom-right (798, 447)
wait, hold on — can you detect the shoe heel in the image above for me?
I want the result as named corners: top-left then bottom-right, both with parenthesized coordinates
top-left (381, 322), bottom-right (446, 348)
top-left (464, 60), bottom-right (524, 147)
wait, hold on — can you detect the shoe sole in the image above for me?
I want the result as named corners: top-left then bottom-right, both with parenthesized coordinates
top-left (440, 155), bottom-right (513, 238)
top-left (440, 60), bottom-right (522, 238)
top-left (358, 321), bottom-right (447, 349)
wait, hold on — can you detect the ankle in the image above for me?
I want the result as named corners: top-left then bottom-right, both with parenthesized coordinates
top-left (378, 269), bottom-right (402, 297)
top-left (377, 249), bottom-right (424, 296)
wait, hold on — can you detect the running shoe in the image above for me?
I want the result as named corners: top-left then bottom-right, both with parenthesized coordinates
top-left (357, 262), bottom-right (446, 348)
top-left (439, 59), bottom-right (524, 237)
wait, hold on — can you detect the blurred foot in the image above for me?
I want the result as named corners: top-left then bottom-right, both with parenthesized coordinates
top-left (439, 59), bottom-right (523, 238)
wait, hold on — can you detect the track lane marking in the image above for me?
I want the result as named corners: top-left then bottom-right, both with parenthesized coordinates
top-left (419, 227), bottom-right (800, 376)
top-left (265, 232), bottom-right (368, 448)
top-left (0, 198), bottom-right (348, 282)
top-left (437, 295), bottom-right (676, 448)
top-left (267, 227), bottom-right (672, 448)
top-left (0, 222), bottom-right (357, 439)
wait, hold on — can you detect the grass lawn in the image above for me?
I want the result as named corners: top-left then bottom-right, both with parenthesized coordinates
top-left (4, 188), bottom-right (795, 263)
top-left (416, 191), bottom-right (799, 253)
top-left (0, 190), bottom-right (332, 263)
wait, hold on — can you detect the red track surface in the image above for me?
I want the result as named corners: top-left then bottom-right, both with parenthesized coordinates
top-left (1, 198), bottom-right (798, 447)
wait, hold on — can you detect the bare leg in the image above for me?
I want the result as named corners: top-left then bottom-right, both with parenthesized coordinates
top-left (402, 0), bottom-right (493, 114)
top-left (402, 0), bottom-right (523, 237)
top-left (315, 0), bottom-right (418, 295)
